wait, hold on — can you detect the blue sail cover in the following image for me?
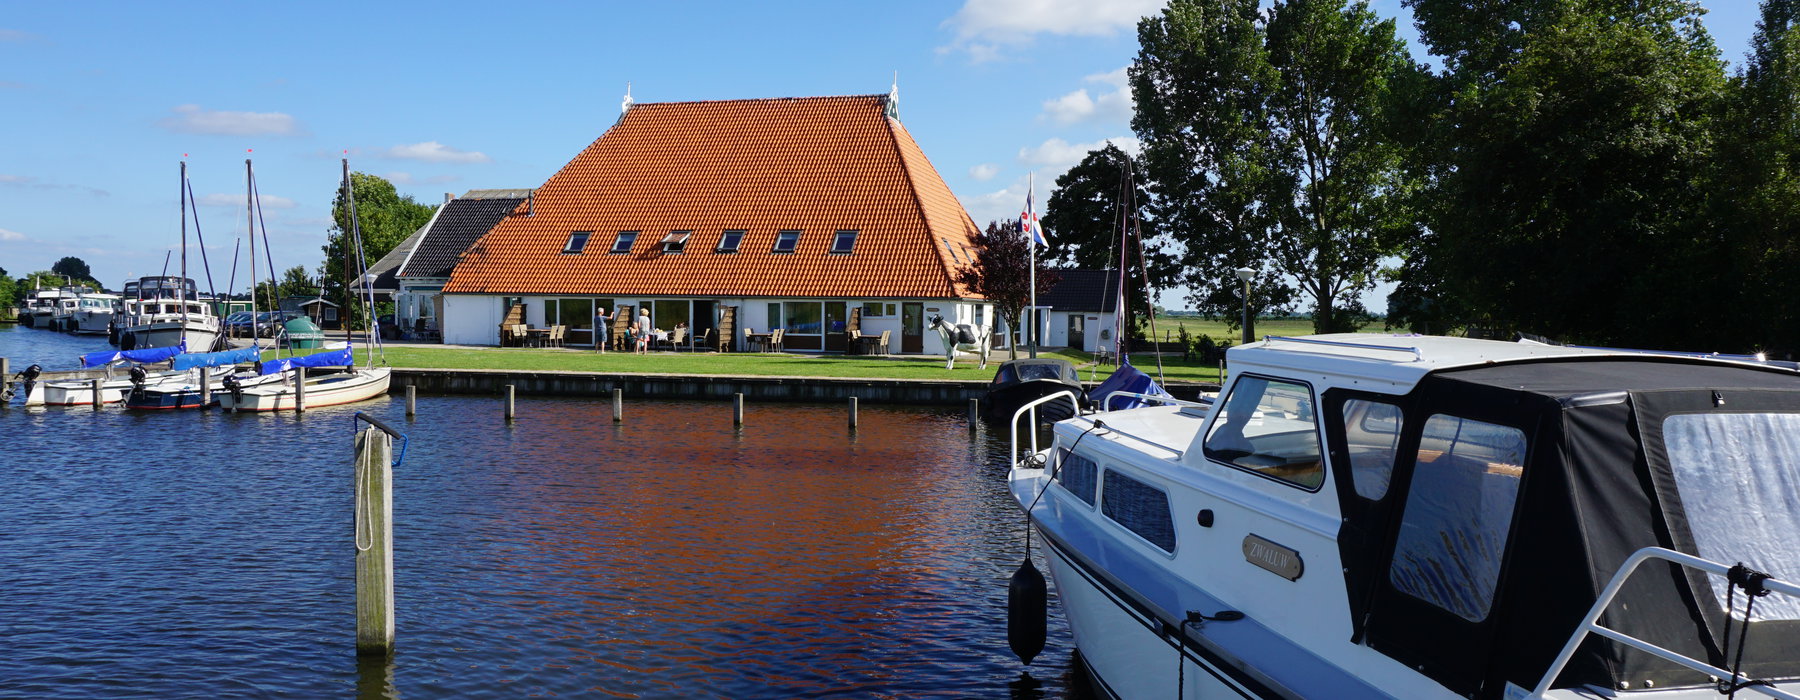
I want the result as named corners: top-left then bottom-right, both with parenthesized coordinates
top-left (171, 346), bottom-right (261, 371)
top-left (1090, 359), bottom-right (1174, 411)
top-left (80, 342), bottom-right (186, 368)
top-left (259, 347), bottom-right (354, 375)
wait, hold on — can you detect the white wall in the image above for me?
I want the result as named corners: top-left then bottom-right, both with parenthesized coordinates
top-left (442, 294), bottom-right (503, 346)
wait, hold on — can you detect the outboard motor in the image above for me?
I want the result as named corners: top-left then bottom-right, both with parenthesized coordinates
top-left (11, 364), bottom-right (43, 403)
top-left (126, 365), bottom-right (149, 402)
top-left (222, 374), bottom-right (243, 411)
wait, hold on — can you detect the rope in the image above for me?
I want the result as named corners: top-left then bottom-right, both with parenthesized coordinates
top-left (1020, 420), bottom-right (1107, 553)
top-left (249, 171), bottom-right (284, 358)
top-left (183, 177), bottom-right (220, 300)
top-left (354, 429), bottom-right (378, 552)
top-left (1719, 563), bottom-right (1774, 698)
top-left (341, 170), bottom-right (386, 365)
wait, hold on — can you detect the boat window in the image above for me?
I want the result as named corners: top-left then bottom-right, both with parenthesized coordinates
top-left (1016, 363), bottom-right (1066, 382)
top-left (1202, 375), bottom-right (1324, 489)
top-left (1055, 449), bottom-right (1098, 505)
top-left (1343, 399), bottom-right (1404, 499)
top-left (1664, 413), bottom-right (1800, 620)
top-left (1101, 470), bottom-right (1176, 552)
top-left (1388, 414), bottom-right (1527, 622)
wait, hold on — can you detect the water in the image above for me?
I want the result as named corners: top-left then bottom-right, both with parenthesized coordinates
top-left (0, 325), bottom-right (1090, 698)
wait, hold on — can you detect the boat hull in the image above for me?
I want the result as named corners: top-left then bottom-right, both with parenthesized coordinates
top-left (127, 321), bottom-right (219, 352)
top-left (125, 371), bottom-right (286, 410)
top-left (982, 379), bottom-right (1084, 424)
top-left (73, 310), bottom-right (113, 335)
top-left (36, 371), bottom-right (191, 406)
top-left (216, 367), bottom-right (391, 412)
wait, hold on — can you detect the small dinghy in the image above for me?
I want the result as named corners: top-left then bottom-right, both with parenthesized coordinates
top-left (980, 358), bottom-right (1087, 424)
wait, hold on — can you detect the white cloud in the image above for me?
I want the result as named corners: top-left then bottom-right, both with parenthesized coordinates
top-left (0, 174), bottom-right (33, 184)
top-left (381, 141), bottom-right (490, 164)
top-left (423, 174), bottom-right (461, 184)
top-left (941, 0), bottom-right (1163, 61)
top-left (1017, 136), bottom-right (1140, 171)
top-left (0, 173), bottom-right (109, 196)
top-left (969, 163), bottom-right (1000, 181)
top-left (158, 104), bottom-right (300, 136)
top-left (1041, 67), bottom-right (1135, 125)
top-left (0, 29), bottom-right (35, 42)
top-left (383, 171), bottom-right (415, 185)
top-left (196, 192), bottom-right (296, 209)
top-left (0, 228), bottom-right (26, 241)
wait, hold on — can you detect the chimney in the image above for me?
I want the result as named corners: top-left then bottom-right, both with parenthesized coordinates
top-left (444, 192), bottom-right (454, 204)
top-left (527, 190), bottom-right (534, 216)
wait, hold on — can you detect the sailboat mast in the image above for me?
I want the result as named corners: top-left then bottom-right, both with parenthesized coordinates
top-left (247, 159), bottom-right (259, 350)
top-left (341, 159), bottom-right (356, 353)
top-left (179, 160), bottom-right (189, 343)
top-left (1027, 172), bottom-right (1038, 360)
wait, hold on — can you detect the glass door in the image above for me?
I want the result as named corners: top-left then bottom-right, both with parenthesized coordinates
top-left (902, 302), bottom-right (923, 353)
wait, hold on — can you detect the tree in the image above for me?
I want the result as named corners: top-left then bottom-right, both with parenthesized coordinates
top-left (20, 270), bottom-right (94, 291)
top-left (1131, 0), bottom-right (1421, 334)
top-left (321, 172), bottom-right (435, 325)
top-left (956, 220), bottom-right (1060, 360)
top-left (1042, 144), bottom-right (1179, 343)
top-left (1392, 0), bottom-right (1727, 346)
top-left (51, 256), bottom-right (96, 286)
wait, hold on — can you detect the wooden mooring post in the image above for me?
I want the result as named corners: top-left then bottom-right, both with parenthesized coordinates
top-left (1, 357), bottom-right (9, 382)
top-left (503, 384), bottom-right (516, 421)
top-left (733, 393), bottom-right (744, 426)
top-left (295, 367), bottom-right (308, 413)
top-left (352, 415), bottom-right (397, 656)
top-left (848, 396), bottom-right (858, 430)
top-left (91, 378), bottom-right (103, 410)
top-left (612, 387), bottom-right (623, 423)
top-left (969, 398), bottom-right (980, 428)
top-left (405, 386), bottom-right (416, 418)
top-left (199, 367), bottom-right (211, 408)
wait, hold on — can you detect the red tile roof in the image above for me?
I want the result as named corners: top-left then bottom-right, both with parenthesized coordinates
top-left (443, 95), bottom-right (983, 299)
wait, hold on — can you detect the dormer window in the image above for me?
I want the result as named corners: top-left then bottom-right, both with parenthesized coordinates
top-left (773, 230), bottom-right (801, 254)
top-left (716, 230), bottom-right (745, 253)
top-left (610, 231), bottom-right (639, 254)
top-left (830, 230), bottom-right (858, 254)
top-left (661, 230), bottom-right (692, 253)
top-left (562, 231), bottom-right (591, 254)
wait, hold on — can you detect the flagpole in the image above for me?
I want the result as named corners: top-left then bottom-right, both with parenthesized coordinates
top-left (1027, 172), bottom-right (1037, 359)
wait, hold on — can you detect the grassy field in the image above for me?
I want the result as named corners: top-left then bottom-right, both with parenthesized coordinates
top-left (1138, 316), bottom-right (1381, 342)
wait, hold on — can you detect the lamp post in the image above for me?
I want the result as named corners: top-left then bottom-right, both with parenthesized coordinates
top-left (1235, 267), bottom-right (1256, 345)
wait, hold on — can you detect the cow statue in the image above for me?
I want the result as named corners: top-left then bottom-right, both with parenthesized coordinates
top-left (928, 314), bottom-right (991, 370)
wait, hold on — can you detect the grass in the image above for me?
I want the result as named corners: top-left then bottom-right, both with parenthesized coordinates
top-left (1139, 317), bottom-right (1347, 342)
top-left (373, 345), bottom-right (1118, 381)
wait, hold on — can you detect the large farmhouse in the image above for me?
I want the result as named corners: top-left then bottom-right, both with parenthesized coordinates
top-left (439, 93), bottom-right (991, 354)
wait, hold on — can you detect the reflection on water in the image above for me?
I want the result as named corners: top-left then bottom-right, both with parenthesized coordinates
top-left (0, 325), bottom-right (1090, 698)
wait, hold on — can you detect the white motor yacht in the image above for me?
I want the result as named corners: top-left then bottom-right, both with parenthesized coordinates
top-left (1009, 334), bottom-right (1800, 699)
top-left (120, 276), bottom-right (219, 351)
top-left (71, 292), bottom-right (120, 335)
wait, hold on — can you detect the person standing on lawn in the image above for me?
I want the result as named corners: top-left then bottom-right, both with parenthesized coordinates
top-left (594, 307), bottom-right (612, 353)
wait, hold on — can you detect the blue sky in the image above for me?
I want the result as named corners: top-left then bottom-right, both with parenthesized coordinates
top-left (0, 1), bottom-right (1764, 311)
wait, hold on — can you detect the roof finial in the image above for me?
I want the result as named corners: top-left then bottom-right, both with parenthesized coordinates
top-left (886, 71), bottom-right (900, 120)
top-left (622, 81), bottom-right (634, 115)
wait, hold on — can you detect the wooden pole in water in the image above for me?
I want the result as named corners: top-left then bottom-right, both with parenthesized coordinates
top-left (405, 385), bottom-right (416, 418)
top-left (1, 358), bottom-right (9, 381)
top-left (733, 393), bottom-right (744, 426)
top-left (504, 384), bottom-right (515, 421)
top-left (848, 396), bottom-right (858, 430)
top-left (969, 397), bottom-right (980, 427)
top-left (199, 367), bottom-right (211, 408)
top-left (91, 378), bottom-right (103, 410)
top-left (353, 426), bottom-right (395, 656)
top-left (296, 367), bottom-right (307, 413)
top-left (611, 387), bottom-right (623, 422)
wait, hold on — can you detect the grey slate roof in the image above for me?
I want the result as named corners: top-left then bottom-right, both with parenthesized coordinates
top-left (1039, 269), bottom-right (1120, 313)
top-left (358, 226), bottom-right (426, 294)
top-left (398, 189), bottom-right (531, 280)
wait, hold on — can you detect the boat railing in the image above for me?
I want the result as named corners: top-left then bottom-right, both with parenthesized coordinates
top-left (1009, 390), bottom-right (1082, 465)
top-left (1262, 335), bottom-right (1424, 361)
top-left (1102, 391), bottom-right (1210, 412)
top-left (1531, 546), bottom-right (1800, 700)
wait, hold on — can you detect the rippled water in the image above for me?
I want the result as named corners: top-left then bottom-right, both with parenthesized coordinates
top-left (0, 325), bottom-right (1089, 698)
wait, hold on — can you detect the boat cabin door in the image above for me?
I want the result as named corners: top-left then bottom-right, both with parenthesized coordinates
top-left (1068, 315), bottom-right (1085, 351)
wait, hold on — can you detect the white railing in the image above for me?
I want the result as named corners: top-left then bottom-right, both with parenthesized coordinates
top-left (1009, 390), bottom-right (1083, 466)
top-left (1102, 390), bottom-right (1210, 412)
top-left (1531, 546), bottom-right (1800, 699)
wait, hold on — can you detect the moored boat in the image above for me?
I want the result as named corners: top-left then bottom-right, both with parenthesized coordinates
top-left (980, 358), bottom-right (1087, 424)
top-left (215, 365), bottom-right (391, 412)
top-left (1008, 334), bottom-right (1800, 698)
top-left (123, 346), bottom-right (274, 410)
top-left (120, 277), bottom-right (220, 351)
top-left (71, 292), bottom-right (121, 335)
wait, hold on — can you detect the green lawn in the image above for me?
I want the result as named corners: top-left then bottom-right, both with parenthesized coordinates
top-left (1140, 317), bottom-right (1345, 342)
top-left (374, 346), bottom-right (1113, 381)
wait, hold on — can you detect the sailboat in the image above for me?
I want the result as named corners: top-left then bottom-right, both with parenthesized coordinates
top-left (122, 161), bottom-right (221, 351)
top-left (217, 158), bottom-right (391, 411)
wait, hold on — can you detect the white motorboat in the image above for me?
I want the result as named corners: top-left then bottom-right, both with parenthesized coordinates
top-left (1008, 334), bottom-right (1800, 699)
top-left (120, 277), bottom-right (220, 351)
top-left (216, 366), bottom-right (390, 412)
top-left (70, 292), bottom-right (120, 335)
top-left (34, 371), bottom-right (188, 406)
top-left (22, 288), bottom-right (72, 328)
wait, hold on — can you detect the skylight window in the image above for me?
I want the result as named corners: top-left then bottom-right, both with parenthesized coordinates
top-left (661, 230), bottom-right (692, 253)
top-left (831, 230), bottom-right (859, 254)
top-left (610, 231), bottom-right (639, 254)
top-left (563, 231), bottom-right (591, 254)
top-left (716, 230), bottom-right (745, 253)
top-left (773, 230), bottom-right (801, 254)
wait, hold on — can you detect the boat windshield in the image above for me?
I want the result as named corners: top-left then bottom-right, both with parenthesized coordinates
top-left (1664, 412), bottom-right (1800, 620)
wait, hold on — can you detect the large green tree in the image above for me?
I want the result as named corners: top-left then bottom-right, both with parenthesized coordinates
top-left (1132, 0), bottom-right (1421, 334)
top-left (1041, 144), bottom-right (1177, 342)
top-left (1392, 0), bottom-right (1728, 347)
top-left (321, 172), bottom-right (434, 325)
top-left (51, 256), bottom-right (98, 286)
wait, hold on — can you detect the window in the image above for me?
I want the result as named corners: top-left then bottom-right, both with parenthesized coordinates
top-left (785, 301), bottom-right (823, 334)
top-left (861, 302), bottom-right (885, 318)
top-left (661, 230), bottom-right (691, 253)
top-left (1343, 399), bottom-right (1404, 499)
top-left (1203, 376), bottom-right (1324, 489)
top-left (1388, 414), bottom-right (1527, 622)
top-left (1664, 413), bottom-right (1800, 620)
top-left (717, 230), bottom-right (745, 253)
top-left (653, 299), bottom-right (690, 331)
top-left (974, 305), bottom-right (986, 329)
top-left (767, 302), bottom-right (782, 329)
top-left (1056, 449), bottom-right (1098, 505)
top-left (1102, 470), bottom-right (1177, 552)
top-left (323, 307), bottom-right (338, 321)
top-left (773, 230), bottom-right (801, 253)
top-left (830, 230), bottom-right (858, 254)
top-left (563, 231), bottom-right (592, 254)
top-left (610, 231), bottom-right (639, 254)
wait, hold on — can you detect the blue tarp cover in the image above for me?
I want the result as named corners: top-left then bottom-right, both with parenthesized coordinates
top-left (259, 346), bottom-right (354, 375)
top-left (1090, 359), bottom-right (1174, 411)
top-left (80, 342), bottom-right (186, 368)
top-left (172, 346), bottom-right (261, 371)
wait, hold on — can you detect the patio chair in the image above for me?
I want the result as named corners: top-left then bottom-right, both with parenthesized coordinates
top-left (663, 327), bottom-right (686, 351)
top-left (551, 325), bottom-right (566, 348)
top-left (877, 330), bottom-right (891, 355)
top-left (770, 328), bottom-right (785, 352)
top-left (743, 327), bottom-right (757, 352)
top-left (692, 328), bottom-right (712, 352)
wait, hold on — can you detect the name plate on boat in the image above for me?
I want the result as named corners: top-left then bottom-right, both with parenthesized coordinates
top-left (1242, 535), bottom-right (1303, 581)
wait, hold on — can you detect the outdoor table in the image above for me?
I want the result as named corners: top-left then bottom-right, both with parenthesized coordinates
top-left (525, 328), bottom-right (551, 347)
top-left (746, 332), bottom-right (772, 352)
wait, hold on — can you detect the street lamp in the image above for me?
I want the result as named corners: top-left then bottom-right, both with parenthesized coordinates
top-left (1235, 267), bottom-right (1256, 345)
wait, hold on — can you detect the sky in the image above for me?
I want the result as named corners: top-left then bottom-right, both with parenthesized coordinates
top-left (0, 0), bottom-right (1765, 312)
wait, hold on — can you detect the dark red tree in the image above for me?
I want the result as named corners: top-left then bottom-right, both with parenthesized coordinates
top-left (957, 220), bottom-right (1060, 359)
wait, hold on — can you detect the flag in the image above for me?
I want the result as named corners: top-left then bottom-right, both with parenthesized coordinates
top-left (1020, 181), bottom-right (1046, 248)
